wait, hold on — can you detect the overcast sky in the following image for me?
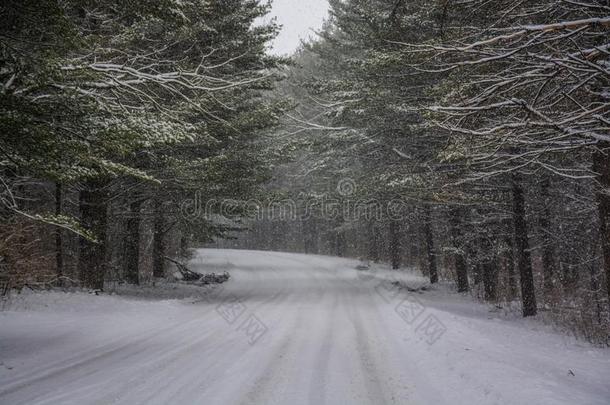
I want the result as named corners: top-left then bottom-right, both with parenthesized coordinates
top-left (264, 0), bottom-right (330, 55)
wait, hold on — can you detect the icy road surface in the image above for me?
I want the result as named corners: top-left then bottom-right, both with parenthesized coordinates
top-left (1, 249), bottom-right (609, 404)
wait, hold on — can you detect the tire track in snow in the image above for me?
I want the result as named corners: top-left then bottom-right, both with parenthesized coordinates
top-left (235, 259), bottom-right (336, 404)
top-left (306, 291), bottom-right (338, 405)
top-left (341, 284), bottom-right (392, 404)
top-left (236, 299), bottom-right (309, 405)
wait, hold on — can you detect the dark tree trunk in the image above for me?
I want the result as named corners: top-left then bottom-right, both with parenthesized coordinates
top-left (124, 199), bottom-right (142, 285)
top-left (589, 261), bottom-right (604, 325)
top-left (55, 182), bottom-right (63, 282)
top-left (78, 181), bottom-right (108, 290)
top-left (450, 207), bottom-right (469, 292)
top-left (504, 234), bottom-right (518, 300)
top-left (423, 205), bottom-right (438, 283)
top-left (304, 218), bottom-right (318, 254)
top-left (539, 178), bottom-right (555, 294)
top-left (481, 237), bottom-right (498, 301)
top-left (389, 219), bottom-right (401, 269)
top-left (593, 142), bottom-right (610, 305)
top-left (335, 229), bottom-right (346, 257)
top-left (454, 253), bottom-right (469, 292)
top-left (467, 242), bottom-right (481, 286)
top-left (482, 259), bottom-right (498, 301)
top-left (409, 235), bottom-right (419, 268)
top-left (481, 250), bottom-right (498, 301)
top-left (180, 230), bottom-right (189, 257)
top-left (512, 175), bottom-right (537, 317)
top-left (367, 220), bottom-right (380, 262)
top-left (152, 198), bottom-right (165, 278)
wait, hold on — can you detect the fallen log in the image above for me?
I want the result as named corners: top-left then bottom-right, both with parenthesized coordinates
top-left (164, 256), bottom-right (202, 281)
top-left (163, 256), bottom-right (230, 285)
top-left (199, 272), bottom-right (230, 285)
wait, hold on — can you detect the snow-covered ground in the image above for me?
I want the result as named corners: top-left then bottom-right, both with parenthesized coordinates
top-left (1, 249), bottom-right (609, 404)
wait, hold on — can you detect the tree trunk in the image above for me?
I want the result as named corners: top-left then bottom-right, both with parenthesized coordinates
top-left (152, 198), bottom-right (165, 278)
top-left (504, 234), bottom-right (518, 300)
top-left (389, 219), bottom-right (401, 269)
top-left (481, 237), bottom-right (498, 301)
top-left (124, 199), bottom-right (142, 285)
top-left (539, 178), bottom-right (555, 295)
top-left (335, 229), bottom-right (346, 257)
top-left (367, 220), bottom-right (380, 262)
top-left (482, 259), bottom-right (498, 301)
top-left (482, 251), bottom-right (498, 301)
top-left (423, 205), bottom-right (438, 283)
top-left (180, 230), bottom-right (189, 257)
top-left (55, 182), bottom-right (63, 282)
top-left (512, 175), bottom-right (537, 317)
top-left (78, 181), bottom-right (108, 290)
top-left (593, 142), bottom-right (610, 305)
top-left (304, 218), bottom-right (318, 254)
top-left (450, 207), bottom-right (469, 292)
top-left (589, 260), bottom-right (604, 325)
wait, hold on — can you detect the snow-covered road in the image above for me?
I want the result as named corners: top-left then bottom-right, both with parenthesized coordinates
top-left (1, 249), bottom-right (609, 404)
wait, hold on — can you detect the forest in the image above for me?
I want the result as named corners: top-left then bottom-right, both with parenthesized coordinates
top-left (1, 0), bottom-right (609, 349)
